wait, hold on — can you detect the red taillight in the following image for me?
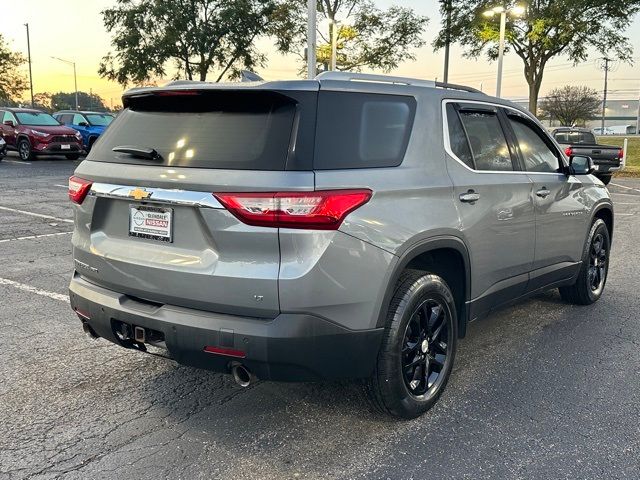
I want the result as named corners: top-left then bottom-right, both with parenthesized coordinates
top-left (617, 149), bottom-right (624, 160)
top-left (564, 147), bottom-right (573, 157)
top-left (68, 176), bottom-right (93, 204)
top-left (214, 189), bottom-right (372, 230)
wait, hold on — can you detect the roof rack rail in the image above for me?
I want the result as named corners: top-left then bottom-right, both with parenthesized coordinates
top-left (435, 81), bottom-right (484, 95)
top-left (316, 71), bottom-right (435, 88)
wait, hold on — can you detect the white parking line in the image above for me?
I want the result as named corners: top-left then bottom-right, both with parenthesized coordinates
top-left (54, 184), bottom-right (68, 188)
top-left (0, 231), bottom-right (73, 243)
top-left (2, 159), bottom-right (31, 165)
top-left (610, 183), bottom-right (640, 193)
top-left (610, 192), bottom-right (640, 198)
top-left (0, 206), bottom-right (73, 223)
top-left (0, 277), bottom-right (69, 303)
top-left (616, 213), bottom-right (635, 216)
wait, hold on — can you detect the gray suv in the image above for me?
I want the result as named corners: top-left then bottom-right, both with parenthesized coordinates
top-left (68, 72), bottom-right (613, 418)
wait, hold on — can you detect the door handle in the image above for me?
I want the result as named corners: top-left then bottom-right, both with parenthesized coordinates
top-left (536, 188), bottom-right (551, 199)
top-left (459, 190), bottom-right (480, 203)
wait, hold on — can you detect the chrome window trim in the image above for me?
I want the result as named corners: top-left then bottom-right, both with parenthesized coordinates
top-left (89, 183), bottom-right (224, 209)
top-left (442, 99), bottom-right (565, 176)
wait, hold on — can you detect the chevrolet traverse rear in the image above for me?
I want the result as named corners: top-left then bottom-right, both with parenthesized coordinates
top-left (69, 73), bottom-right (613, 418)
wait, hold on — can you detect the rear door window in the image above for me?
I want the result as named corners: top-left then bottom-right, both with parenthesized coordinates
top-left (314, 92), bottom-right (416, 169)
top-left (88, 91), bottom-right (300, 170)
top-left (458, 109), bottom-right (514, 171)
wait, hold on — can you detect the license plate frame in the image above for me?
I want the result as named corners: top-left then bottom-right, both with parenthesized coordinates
top-left (129, 204), bottom-right (173, 243)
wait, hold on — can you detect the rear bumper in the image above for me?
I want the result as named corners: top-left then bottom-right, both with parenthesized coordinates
top-left (69, 273), bottom-right (383, 381)
top-left (594, 163), bottom-right (621, 173)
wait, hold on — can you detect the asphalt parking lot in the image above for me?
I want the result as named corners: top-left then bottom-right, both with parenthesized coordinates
top-left (1, 152), bottom-right (639, 480)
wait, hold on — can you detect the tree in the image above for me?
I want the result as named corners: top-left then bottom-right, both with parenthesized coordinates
top-left (99, 0), bottom-right (297, 86)
top-left (33, 92), bottom-right (53, 112)
top-left (539, 85), bottom-right (601, 126)
top-left (296, 0), bottom-right (428, 73)
top-left (50, 92), bottom-right (108, 111)
top-left (434, 0), bottom-right (640, 115)
top-left (0, 34), bottom-right (29, 104)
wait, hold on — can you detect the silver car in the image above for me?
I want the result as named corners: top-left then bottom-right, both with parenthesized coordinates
top-left (68, 72), bottom-right (613, 418)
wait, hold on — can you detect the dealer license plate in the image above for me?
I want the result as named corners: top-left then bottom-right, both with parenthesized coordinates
top-left (129, 205), bottom-right (173, 242)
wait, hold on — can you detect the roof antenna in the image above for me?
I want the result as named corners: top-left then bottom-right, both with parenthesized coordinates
top-left (240, 70), bottom-right (264, 82)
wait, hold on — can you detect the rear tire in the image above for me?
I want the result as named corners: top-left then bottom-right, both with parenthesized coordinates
top-left (66, 153), bottom-right (80, 160)
top-left (559, 218), bottom-right (610, 305)
top-left (365, 270), bottom-right (458, 419)
top-left (18, 139), bottom-right (34, 161)
top-left (598, 174), bottom-right (612, 186)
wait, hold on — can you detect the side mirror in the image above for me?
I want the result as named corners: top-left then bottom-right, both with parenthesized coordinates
top-left (3, 120), bottom-right (15, 128)
top-left (78, 121), bottom-right (89, 127)
top-left (570, 155), bottom-right (595, 175)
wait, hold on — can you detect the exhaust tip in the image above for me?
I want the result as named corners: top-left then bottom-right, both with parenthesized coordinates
top-left (231, 363), bottom-right (255, 388)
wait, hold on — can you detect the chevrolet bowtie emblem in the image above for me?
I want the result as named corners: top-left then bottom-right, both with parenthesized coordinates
top-left (128, 188), bottom-right (152, 200)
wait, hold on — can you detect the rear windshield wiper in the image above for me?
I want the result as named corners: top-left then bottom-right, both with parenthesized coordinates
top-left (112, 146), bottom-right (161, 161)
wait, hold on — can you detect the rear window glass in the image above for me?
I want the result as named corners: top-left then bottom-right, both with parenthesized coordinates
top-left (314, 92), bottom-right (416, 169)
top-left (87, 91), bottom-right (296, 170)
top-left (553, 131), bottom-right (596, 144)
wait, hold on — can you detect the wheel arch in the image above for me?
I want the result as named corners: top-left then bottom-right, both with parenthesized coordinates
top-left (376, 236), bottom-right (471, 338)
top-left (16, 133), bottom-right (31, 146)
top-left (593, 203), bottom-right (614, 241)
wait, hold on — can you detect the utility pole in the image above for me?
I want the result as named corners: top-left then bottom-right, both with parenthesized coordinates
top-left (306, 0), bottom-right (317, 79)
top-left (89, 88), bottom-right (93, 110)
top-left (24, 23), bottom-right (34, 107)
top-left (443, 0), bottom-right (451, 83)
top-left (600, 58), bottom-right (610, 134)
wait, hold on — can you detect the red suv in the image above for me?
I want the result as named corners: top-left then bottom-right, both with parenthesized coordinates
top-left (0, 108), bottom-right (83, 161)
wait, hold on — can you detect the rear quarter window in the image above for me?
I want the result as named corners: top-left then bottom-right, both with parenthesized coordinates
top-left (314, 92), bottom-right (416, 169)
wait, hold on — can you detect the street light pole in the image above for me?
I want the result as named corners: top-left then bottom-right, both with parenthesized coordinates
top-left (307, 0), bottom-right (317, 79)
top-left (73, 62), bottom-right (78, 109)
top-left (483, 5), bottom-right (525, 98)
top-left (51, 57), bottom-right (78, 109)
top-left (496, 10), bottom-right (506, 97)
top-left (24, 23), bottom-right (34, 107)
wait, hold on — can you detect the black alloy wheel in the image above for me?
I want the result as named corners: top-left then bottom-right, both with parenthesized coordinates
top-left (402, 299), bottom-right (451, 397)
top-left (588, 231), bottom-right (608, 295)
top-left (560, 218), bottom-right (610, 305)
top-left (365, 271), bottom-right (458, 419)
